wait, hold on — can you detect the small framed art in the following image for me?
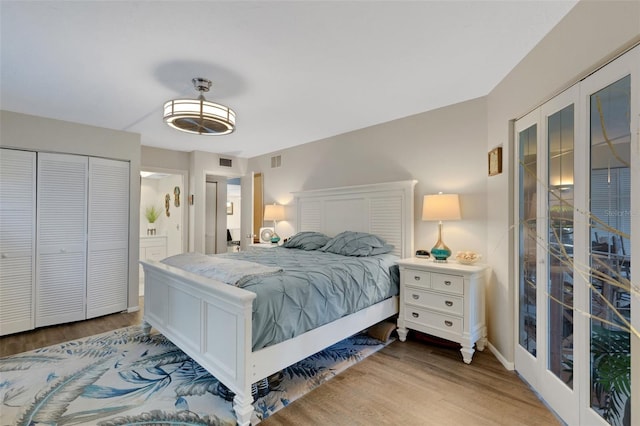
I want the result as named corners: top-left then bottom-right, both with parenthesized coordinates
top-left (488, 147), bottom-right (503, 176)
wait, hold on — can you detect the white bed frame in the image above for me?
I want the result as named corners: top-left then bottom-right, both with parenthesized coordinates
top-left (140, 180), bottom-right (416, 425)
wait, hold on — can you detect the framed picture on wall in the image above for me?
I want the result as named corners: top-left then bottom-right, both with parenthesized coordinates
top-left (488, 147), bottom-right (503, 176)
top-left (226, 201), bottom-right (233, 215)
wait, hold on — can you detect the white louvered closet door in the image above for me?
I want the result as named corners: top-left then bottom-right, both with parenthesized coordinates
top-left (0, 149), bottom-right (36, 335)
top-left (36, 153), bottom-right (88, 327)
top-left (86, 157), bottom-right (129, 318)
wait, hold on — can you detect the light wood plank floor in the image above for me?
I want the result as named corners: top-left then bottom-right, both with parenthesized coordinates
top-left (0, 302), bottom-right (558, 425)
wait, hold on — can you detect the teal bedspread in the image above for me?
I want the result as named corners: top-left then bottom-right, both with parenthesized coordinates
top-left (165, 247), bottom-right (399, 350)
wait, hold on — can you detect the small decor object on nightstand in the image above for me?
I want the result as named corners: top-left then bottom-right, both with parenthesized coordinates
top-left (259, 227), bottom-right (274, 243)
top-left (488, 147), bottom-right (503, 176)
top-left (415, 249), bottom-right (430, 259)
top-left (455, 251), bottom-right (481, 265)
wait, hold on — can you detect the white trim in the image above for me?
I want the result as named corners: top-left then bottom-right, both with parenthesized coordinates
top-left (487, 341), bottom-right (514, 371)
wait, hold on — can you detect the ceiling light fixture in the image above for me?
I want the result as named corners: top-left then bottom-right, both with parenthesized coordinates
top-left (163, 78), bottom-right (236, 135)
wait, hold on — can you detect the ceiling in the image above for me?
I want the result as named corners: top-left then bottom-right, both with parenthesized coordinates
top-left (1, 1), bottom-right (577, 159)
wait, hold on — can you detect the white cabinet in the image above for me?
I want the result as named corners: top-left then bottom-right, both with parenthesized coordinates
top-left (140, 236), bottom-right (167, 262)
top-left (396, 258), bottom-right (488, 364)
top-left (0, 149), bottom-right (36, 335)
top-left (139, 236), bottom-right (167, 294)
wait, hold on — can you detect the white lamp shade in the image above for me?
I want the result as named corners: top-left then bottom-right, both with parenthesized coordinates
top-left (422, 194), bottom-right (461, 221)
top-left (264, 204), bottom-right (285, 221)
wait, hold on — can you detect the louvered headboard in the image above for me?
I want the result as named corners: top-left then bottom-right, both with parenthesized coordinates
top-left (292, 180), bottom-right (417, 258)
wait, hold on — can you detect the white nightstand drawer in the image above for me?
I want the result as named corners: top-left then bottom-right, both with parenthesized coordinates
top-left (403, 269), bottom-right (431, 288)
top-left (431, 273), bottom-right (464, 295)
top-left (405, 306), bottom-right (463, 334)
top-left (405, 287), bottom-right (464, 316)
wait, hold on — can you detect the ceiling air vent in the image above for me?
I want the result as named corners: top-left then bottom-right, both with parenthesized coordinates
top-left (219, 158), bottom-right (232, 167)
top-left (271, 155), bottom-right (282, 168)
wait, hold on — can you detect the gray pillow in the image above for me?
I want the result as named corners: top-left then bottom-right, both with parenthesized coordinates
top-left (319, 231), bottom-right (394, 256)
top-left (282, 231), bottom-right (332, 250)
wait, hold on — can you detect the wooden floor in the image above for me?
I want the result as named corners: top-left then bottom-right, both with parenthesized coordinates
top-left (0, 302), bottom-right (559, 425)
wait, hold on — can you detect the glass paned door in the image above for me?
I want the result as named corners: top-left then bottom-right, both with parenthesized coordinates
top-left (515, 45), bottom-right (637, 426)
top-left (589, 75), bottom-right (632, 426)
top-left (547, 104), bottom-right (575, 388)
top-left (519, 124), bottom-right (538, 357)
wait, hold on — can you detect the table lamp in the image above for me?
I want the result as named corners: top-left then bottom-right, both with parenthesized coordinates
top-left (422, 193), bottom-right (461, 262)
top-left (263, 203), bottom-right (285, 243)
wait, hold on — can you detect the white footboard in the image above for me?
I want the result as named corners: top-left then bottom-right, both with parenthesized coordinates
top-left (140, 260), bottom-right (256, 425)
top-left (141, 259), bottom-right (399, 426)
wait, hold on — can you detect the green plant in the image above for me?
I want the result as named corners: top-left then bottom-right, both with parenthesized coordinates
top-left (144, 206), bottom-right (161, 223)
top-left (591, 325), bottom-right (631, 424)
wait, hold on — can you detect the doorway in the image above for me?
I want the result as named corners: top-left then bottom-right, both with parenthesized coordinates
top-left (139, 170), bottom-right (185, 295)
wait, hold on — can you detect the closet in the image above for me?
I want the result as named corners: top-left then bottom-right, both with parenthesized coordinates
top-left (0, 149), bottom-right (130, 335)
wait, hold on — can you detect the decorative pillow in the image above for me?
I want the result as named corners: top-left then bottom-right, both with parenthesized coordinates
top-left (319, 231), bottom-right (394, 256)
top-left (282, 231), bottom-right (332, 251)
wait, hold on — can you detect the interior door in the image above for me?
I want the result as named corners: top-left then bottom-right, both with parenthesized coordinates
top-left (205, 180), bottom-right (217, 254)
top-left (514, 108), bottom-right (541, 390)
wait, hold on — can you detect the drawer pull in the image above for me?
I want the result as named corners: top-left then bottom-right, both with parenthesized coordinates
top-left (444, 320), bottom-right (453, 327)
top-left (412, 312), bottom-right (419, 318)
top-left (445, 301), bottom-right (453, 307)
top-left (414, 276), bottom-right (421, 281)
top-left (444, 280), bottom-right (452, 286)
top-left (412, 294), bottom-right (420, 300)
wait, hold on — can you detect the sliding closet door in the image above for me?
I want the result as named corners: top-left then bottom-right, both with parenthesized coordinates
top-left (578, 45), bottom-right (637, 426)
top-left (86, 157), bottom-right (129, 318)
top-left (515, 46), bottom-right (637, 426)
top-left (36, 153), bottom-right (88, 327)
top-left (0, 149), bottom-right (36, 335)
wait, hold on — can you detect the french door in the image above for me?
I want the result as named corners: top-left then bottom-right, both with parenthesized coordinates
top-left (515, 46), bottom-right (638, 425)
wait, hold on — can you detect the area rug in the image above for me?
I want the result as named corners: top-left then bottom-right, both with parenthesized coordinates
top-left (0, 325), bottom-right (388, 425)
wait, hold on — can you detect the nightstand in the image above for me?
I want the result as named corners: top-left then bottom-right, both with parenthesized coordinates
top-left (248, 242), bottom-right (280, 250)
top-left (396, 257), bottom-right (488, 364)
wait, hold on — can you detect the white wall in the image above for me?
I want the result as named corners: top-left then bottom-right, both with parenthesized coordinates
top-left (0, 110), bottom-right (142, 311)
top-left (486, 0), bottom-right (640, 363)
top-left (246, 97), bottom-right (488, 261)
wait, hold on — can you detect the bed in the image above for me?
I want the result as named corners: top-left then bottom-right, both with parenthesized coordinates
top-left (139, 180), bottom-right (416, 425)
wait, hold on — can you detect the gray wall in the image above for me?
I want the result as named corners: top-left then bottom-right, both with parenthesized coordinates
top-left (247, 96), bottom-right (489, 267)
top-left (0, 110), bottom-right (142, 311)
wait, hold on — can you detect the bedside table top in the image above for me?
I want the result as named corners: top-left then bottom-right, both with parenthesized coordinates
top-left (397, 257), bottom-right (488, 273)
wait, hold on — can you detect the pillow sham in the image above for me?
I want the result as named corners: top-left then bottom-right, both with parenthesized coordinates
top-left (319, 231), bottom-right (394, 256)
top-left (282, 231), bottom-right (332, 251)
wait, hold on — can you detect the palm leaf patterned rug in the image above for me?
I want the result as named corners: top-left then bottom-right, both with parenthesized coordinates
top-left (0, 325), bottom-right (387, 425)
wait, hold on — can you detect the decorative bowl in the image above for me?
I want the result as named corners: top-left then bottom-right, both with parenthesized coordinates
top-left (455, 251), bottom-right (481, 265)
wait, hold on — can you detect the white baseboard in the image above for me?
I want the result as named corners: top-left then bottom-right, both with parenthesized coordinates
top-left (487, 341), bottom-right (514, 370)
top-left (127, 306), bottom-right (140, 313)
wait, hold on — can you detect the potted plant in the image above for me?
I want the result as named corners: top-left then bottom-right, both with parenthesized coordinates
top-left (145, 205), bottom-right (161, 235)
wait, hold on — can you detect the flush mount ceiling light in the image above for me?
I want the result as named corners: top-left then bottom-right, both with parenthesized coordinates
top-left (163, 78), bottom-right (236, 135)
